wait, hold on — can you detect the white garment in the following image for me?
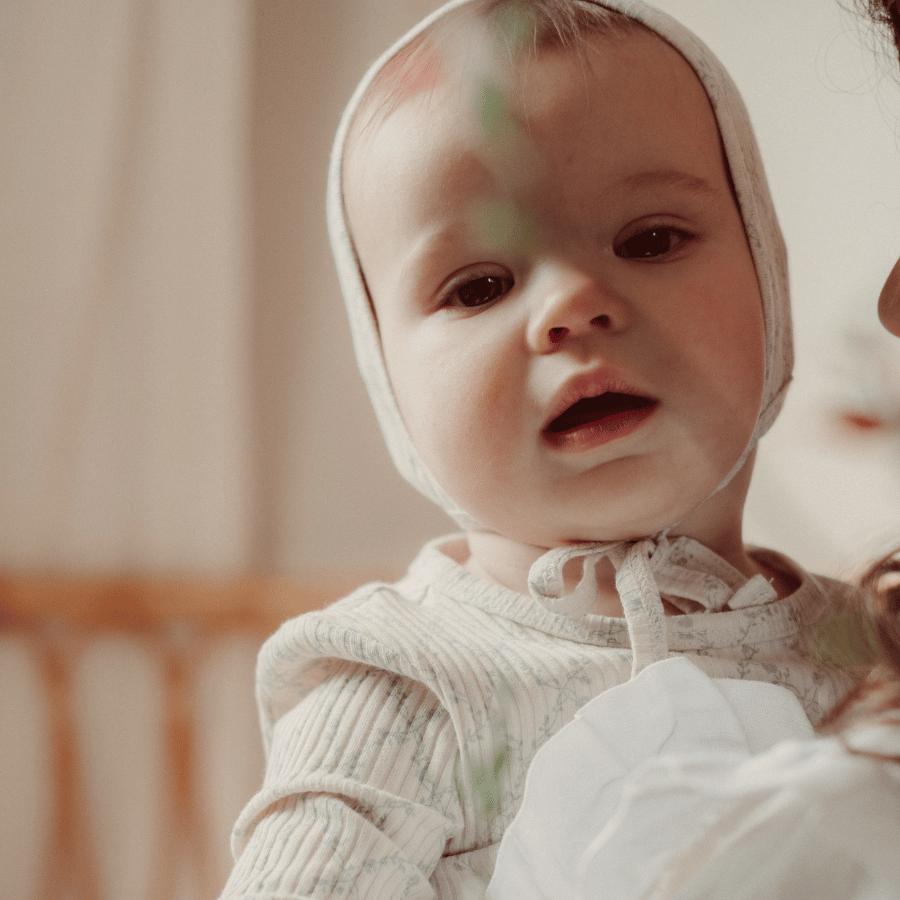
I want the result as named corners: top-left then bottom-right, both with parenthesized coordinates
top-left (488, 656), bottom-right (900, 900)
top-left (486, 656), bottom-right (815, 900)
top-left (220, 538), bottom-right (855, 899)
top-left (488, 657), bottom-right (900, 900)
top-left (586, 729), bottom-right (900, 900)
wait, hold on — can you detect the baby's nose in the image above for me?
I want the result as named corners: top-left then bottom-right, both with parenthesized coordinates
top-left (528, 268), bottom-right (626, 353)
top-left (546, 314), bottom-right (612, 345)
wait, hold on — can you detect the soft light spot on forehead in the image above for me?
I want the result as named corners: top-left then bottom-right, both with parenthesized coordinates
top-left (386, 41), bottom-right (444, 102)
top-left (473, 198), bottom-right (539, 257)
top-left (530, 33), bottom-right (689, 132)
top-left (506, 29), bottom-right (734, 201)
top-left (475, 75), bottom-right (524, 165)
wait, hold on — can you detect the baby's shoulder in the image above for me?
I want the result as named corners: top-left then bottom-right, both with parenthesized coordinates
top-left (256, 576), bottom-right (511, 716)
top-left (265, 575), bottom-right (473, 655)
top-left (262, 579), bottom-right (421, 660)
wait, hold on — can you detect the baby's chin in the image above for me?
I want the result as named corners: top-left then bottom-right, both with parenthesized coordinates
top-left (536, 477), bottom-right (747, 550)
top-left (454, 464), bottom-right (745, 553)
top-left (479, 520), bottom-right (684, 553)
top-left (521, 508), bottom-right (698, 549)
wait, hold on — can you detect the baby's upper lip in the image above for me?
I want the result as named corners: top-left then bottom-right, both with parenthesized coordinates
top-left (542, 369), bottom-right (658, 433)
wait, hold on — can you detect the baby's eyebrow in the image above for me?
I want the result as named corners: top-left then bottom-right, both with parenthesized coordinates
top-left (620, 169), bottom-right (719, 198)
top-left (396, 221), bottom-right (468, 283)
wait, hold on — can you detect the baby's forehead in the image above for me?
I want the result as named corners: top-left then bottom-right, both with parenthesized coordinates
top-left (343, 19), bottom-right (705, 238)
top-left (346, 6), bottom-right (660, 156)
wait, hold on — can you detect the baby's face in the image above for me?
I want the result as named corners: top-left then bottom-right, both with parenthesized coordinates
top-left (345, 28), bottom-right (765, 547)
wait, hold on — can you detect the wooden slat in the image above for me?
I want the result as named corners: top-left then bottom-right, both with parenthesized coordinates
top-left (36, 638), bottom-right (102, 900)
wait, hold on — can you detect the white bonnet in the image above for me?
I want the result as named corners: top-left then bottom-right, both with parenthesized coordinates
top-left (326, 0), bottom-right (792, 534)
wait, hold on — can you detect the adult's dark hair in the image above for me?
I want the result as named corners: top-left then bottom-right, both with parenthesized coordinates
top-left (858, 552), bottom-right (900, 708)
top-left (861, 0), bottom-right (900, 62)
top-left (821, 550), bottom-right (900, 753)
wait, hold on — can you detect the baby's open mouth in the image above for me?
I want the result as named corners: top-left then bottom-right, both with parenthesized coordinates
top-left (545, 392), bottom-right (658, 435)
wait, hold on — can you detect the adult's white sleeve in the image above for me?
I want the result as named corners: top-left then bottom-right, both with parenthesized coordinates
top-left (487, 656), bottom-right (815, 900)
top-left (577, 731), bottom-right (900, 900)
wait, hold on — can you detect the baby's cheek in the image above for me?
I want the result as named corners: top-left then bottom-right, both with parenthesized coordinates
top-left (400, 376), bottom-right (474, 477)
top-left (424, 396), bottom-right (504, 512)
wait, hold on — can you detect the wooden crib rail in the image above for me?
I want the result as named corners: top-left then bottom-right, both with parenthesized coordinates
top-left (0, 571), bottom-right (378, 633)
top-left (0, 569), bottom-right (389, 900)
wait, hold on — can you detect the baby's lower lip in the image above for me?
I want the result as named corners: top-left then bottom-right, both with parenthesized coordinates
top-left (542, 401), bottom-right (659, 450)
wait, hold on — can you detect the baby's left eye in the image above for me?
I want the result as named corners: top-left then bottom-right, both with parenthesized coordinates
top-left (614, 226), bottom-right (690, 260)
top-left (446, 274), bottom-right (513, 308)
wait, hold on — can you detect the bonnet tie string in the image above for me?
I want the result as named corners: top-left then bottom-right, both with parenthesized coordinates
top-left (608, 539), bottom-right (670, 677)
top-left (528, 537), bottom-right (670, 678)
top-left (526, 535), bottom-right (777, 678)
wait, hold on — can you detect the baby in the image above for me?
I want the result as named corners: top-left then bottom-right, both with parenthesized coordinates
top-left (220, 1), bottom-right (856, 897)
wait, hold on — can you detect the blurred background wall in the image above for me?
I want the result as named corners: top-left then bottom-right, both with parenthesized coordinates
top-left (2, 0), bottom-right (900, 898)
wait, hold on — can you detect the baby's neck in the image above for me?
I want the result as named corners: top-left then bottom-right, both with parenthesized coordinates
top-left (462, 529), bottom-right (791, 617)
top-left (462, 532), bottom-right (625, 615)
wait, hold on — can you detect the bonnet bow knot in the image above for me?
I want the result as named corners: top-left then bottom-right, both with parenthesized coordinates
top-left (527, 536), bottom-right (671, 677)
top-left (526, 534), bottom-right (777, 678)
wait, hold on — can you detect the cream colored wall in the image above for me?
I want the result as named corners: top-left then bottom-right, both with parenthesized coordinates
top-left (1, 0), bottom-right (256, 574)
top-left (0, 0), bottom-right (453, 581)
top-left (248, 0), bottom-right (453, 577)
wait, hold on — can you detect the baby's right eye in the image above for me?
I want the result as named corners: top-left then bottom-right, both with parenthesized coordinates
top-left (613, 224), bottom-right (693, 260)
top-left (444, 273), bottom-right (514, 309)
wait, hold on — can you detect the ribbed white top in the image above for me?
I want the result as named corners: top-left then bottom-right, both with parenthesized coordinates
top-left (220, 537), bottom-right (855, 899)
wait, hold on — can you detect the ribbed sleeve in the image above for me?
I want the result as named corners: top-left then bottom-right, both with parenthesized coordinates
top-left (223, 663), bottom-right (462, 899)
